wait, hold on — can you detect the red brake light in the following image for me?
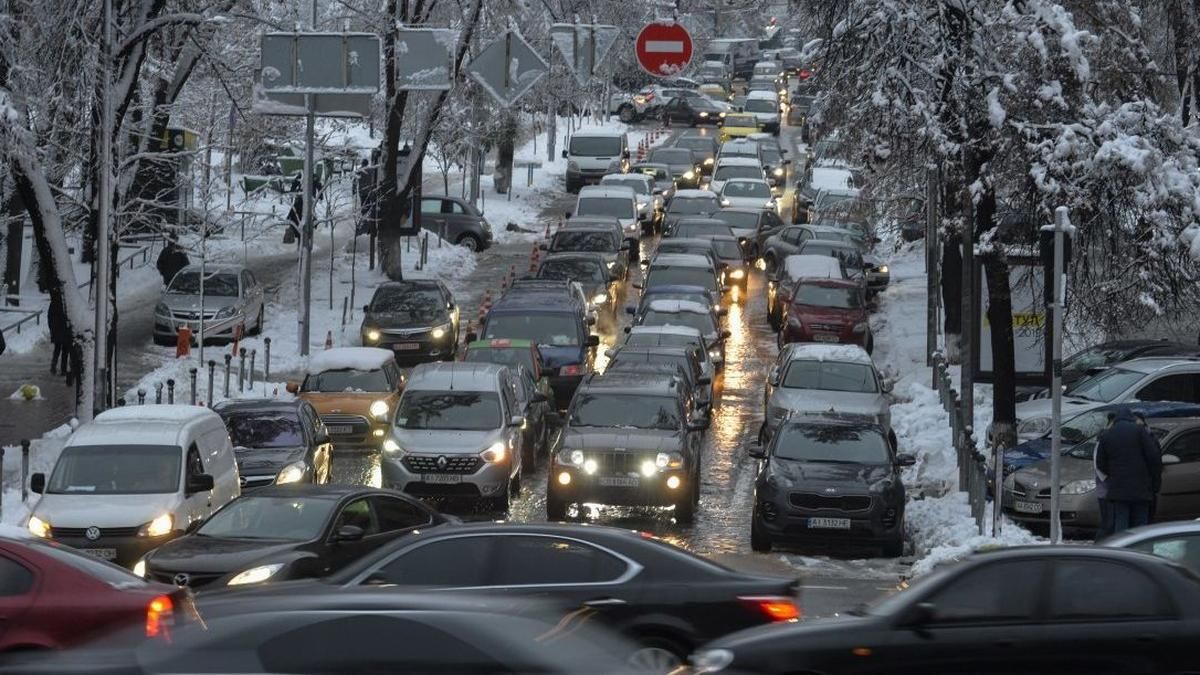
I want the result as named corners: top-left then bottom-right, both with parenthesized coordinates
top-left (146, 594), bottom-right (175, 639)
top-left (739, 595), bottom-right (801, 622)
top-left (489, 339), bottom-right (511, 347)
top-left (799, 70), bottom-right (811, 79)
top-left (560, 364), bottom-right (583, 376)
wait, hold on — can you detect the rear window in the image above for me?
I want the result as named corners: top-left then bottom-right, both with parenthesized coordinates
top-left (569, 136), bottom-right (621, 156)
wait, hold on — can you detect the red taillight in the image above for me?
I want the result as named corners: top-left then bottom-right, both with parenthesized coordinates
top-left (146, 594), bottom-right (175, 639)
top-left (799, 69), bottom-right (811, 79)
top-left (560, 364), bottom-right (583, 376)
top-left (739, 595), bottom-right (801, 622)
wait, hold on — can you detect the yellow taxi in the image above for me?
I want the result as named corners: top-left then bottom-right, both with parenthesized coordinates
top-left (699, 83), bottom-right (730, 101)
top-left (719, 113), bottom-right (760, 142)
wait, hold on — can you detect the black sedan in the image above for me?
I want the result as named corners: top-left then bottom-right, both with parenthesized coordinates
top-left (360, 279), bottom-right (460, 364)
top-left (689, 547), bottom-right (1200, 675)
top-left (214, 398), bottom-right (332, 490)
top-left (137, 485), bottom-right (452, 589)
top-left (661, 96), bottom-right (725, 127)
top-left (748, 417), bottom-right (912, 556)
top-left (649, 147), bottom-right (703, 190)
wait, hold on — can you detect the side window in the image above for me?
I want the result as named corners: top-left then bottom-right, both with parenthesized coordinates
top-left (1128, 535), bottom-right (1200, 573)
top-left (1165, 431), bottom-right (1200, 463)
top-left (369, 537), bottom-right (492, 586)
top-left (333, 498), bottom-right (378, 536)
top-left (370, 497), bottom-right (432, 532)
top-left (0, 555), bottom-right (34, 596)
top-left (922, 560), bottom-right (1043, 624)
top-left (446, 200), bottom-right (466, 214)
top-left (493, 536), bottom-right (628, 586)
top-left (186, 444), bottom-right (205, 476)
top-left (246, 270), bottom-right (259, 287)
top-left (419, 198), bottom-right (440, 215)
top-left (1136, 374), bottom-right (1199, 403)
top-left (1049, 559), bottom-right (1173, 620)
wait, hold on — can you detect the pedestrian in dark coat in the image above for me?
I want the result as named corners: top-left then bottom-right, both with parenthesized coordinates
top-left (47, 294), bottom-right (70, 375)
top-left (1096, 408), bottom-right (1162, 534)
top-left (156, 240), bottom-right (189, 286)
top-left (1092, 412), bottom-right (1117, 542)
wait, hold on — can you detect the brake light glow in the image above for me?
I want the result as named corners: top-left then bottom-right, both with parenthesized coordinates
top-left (560, 364), bottom-right (583, 376)
top-left (799, 69), bottom-right (811, 79)
top-left (739, 595), bottom-right (801, 622)
top-left (489, 339), bottom-right (511, 347)
top-left (146, 594), bottom-right (175, 639)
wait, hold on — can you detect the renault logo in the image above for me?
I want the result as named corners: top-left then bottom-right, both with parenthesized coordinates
top-left (85, 526), bottom-right (101, 541)
top-left (823, 488), bottom-right (838, 494)
top-left (436, 456), bottom-right (448, 470)
top-left (173, 573), bottom-right (191, 586)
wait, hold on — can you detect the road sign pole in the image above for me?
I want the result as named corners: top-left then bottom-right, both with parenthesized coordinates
top-left (298, 0), bottom-right (318, 357)
top-left (1047, 207), bottom-right (1071, 544)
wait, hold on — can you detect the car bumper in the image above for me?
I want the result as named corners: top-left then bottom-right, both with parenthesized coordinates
top-left (154, 313), bottom-right (244, 340)
top-left (318, 414), bottom-right (388, 451)
top-left (363, 334), bottom-right (457, 363)
top-left (1001, 489), bottom-right (1099, 529)
top-left (382, 455), bottom-right (511, 499)
top-left (49, 532), bottom-right (181, 569)
top-left (782, 325), bottom-right (868, 348)
top-left (755, 499), bottom-right (902, 546)
top-left (567, 169), bottom-right (610, 186)
top-left (549, 463), bottom-right (692, 507)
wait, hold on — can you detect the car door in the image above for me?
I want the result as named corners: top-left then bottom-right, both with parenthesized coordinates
top-left (664, 98), bottom-right (687, 124)
top-left (1155, 429), bottom-right (1200, 520)
top-left (419, 198), bottom-right (446, 237)
top-left (326, 497), bottom-right (381, 570)
top-left (369, 495), bottom-right (433, 543)
top-left (300, 402), bottom-right (332, 483)
top-left (0, 551), bottom-right (36, 646)
top-left (358, 534), bottom-right (494, 587)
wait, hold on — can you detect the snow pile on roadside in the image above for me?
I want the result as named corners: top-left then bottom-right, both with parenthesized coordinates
top-left (907, 492), bottom-right (1040, 576)
top-left (1, 422), bottom-right (75, 526)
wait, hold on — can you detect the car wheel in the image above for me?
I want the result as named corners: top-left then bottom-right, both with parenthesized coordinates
top-left (627, 638), bottom-right (686, 672)
top-left (456, 233), bottom-right (481, 252)
top-left (546, 490), bottom-right (568, 520)
top-left (750, 510), bottom-right (773, 552)
top-left (521, 440), bottom-right (535, 475)
top-left (510, 470), bottom-right (521, 497)
top-left (251, 307), bottom-right (264, 336)
top-left (674, 490), bottom-right (695, 524)
top-left (618, 105), bottom-right (636, 124)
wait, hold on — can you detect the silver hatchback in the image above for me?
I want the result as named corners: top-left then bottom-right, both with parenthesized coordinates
top-left (153, 264), bottom-right (265, 344)
top-left (762, 343), bottom-right (893, 443)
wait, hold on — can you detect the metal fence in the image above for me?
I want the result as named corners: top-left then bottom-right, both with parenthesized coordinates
top-left (932, 350), bottom-right (992, 534)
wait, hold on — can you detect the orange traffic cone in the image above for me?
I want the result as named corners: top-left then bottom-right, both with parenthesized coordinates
top-left (324, 330), bottom-right (333, 350)
top-left (230, 324), bottom-right (243, 357)
top-left (175, 326), bottom-right (192, 358)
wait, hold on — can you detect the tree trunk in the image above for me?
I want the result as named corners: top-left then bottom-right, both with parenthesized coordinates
top-left (941, 232), bottom-right (963, 362)
top-left (494, 111), bottom-right (517, 194)
top-left (982, 251), bottom-right (1017, 449)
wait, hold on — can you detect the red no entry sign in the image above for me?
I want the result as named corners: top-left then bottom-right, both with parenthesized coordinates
top-left (635, 22), bottom-right (693, 77)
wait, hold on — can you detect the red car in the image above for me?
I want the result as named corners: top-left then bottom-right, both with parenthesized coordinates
top-left (779, 278), bottom-right (873, 352)
top-left (0, 537), bottom-right (193, 652)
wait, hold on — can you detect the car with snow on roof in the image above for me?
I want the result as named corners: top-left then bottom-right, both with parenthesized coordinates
top-left (288, 348), bottom-right (406, 452)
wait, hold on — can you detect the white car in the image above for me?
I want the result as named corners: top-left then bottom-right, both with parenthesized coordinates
top-left (574, 185), bottom-right (641, 243)
top-left (600, 173), bottom-right (659, 229)
top-left (709, 156), bottom-right (767, 195)
top-left (719, 178), bottom-right (778, 212)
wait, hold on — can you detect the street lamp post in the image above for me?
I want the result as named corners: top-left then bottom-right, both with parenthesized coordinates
top-left (94, 0), bottom-right (114, 414)
top-left (1044, 206), bottom-right (1074, 544)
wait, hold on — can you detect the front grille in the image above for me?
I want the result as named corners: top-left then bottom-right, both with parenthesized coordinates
top-left (150, 571), bottom-right (223, 588)
top-left (241, 475), bottom-right (277, 489)
top-left (381, 328), bottom-right (430, 339)
top-left (171, 310), bottom-right (217, 321)
top-left (789, 493), bottom-right (872, 512)
top-left (320, 413), bottom-right (370, 436)
top-left (807, 323), bottom-right (843, 333)
top-left (51, 526), bottom-right (139, 538)
top-left (403, 455), bottom-right (482, 474)
top-left (592, 451), bottom-right (651, 475)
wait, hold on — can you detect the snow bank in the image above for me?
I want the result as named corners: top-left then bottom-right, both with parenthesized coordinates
top-left (1, 423), bottom-right (75, 526)
top-left (907, 492), bottom-right (1040, 576)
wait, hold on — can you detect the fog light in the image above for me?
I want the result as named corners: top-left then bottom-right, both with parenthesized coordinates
top-left (640, 460), bottom-right (657, 477)
top-left (558, 472), bottom-right (572, 485)
top-left (666, 476), bottom-right (681, 490)
top-left (584, 459), bottom-right (598, 475)
top-left (372, 429), bottom-right (385, 437)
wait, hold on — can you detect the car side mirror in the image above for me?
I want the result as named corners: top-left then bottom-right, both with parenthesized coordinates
top-left (746, 443), bottom-right (766, 459)
top-left (768, 178), bottom-right (778, 187)
top-left (186, 473), bottom-right (215, 495)
top-left (632, 283), bottom-right (644, 290)
top-left (907, 602), bottom-right (936, 627)
top-left (286, 381), bottom-right (300, 394)
top-left (896, 453), bottom-right (917, 467)
top-left (30, 472), bottom-right (45, 494)
top-left (622, 149), bottom-right (631, 159)
top-left (882, 380), bottom-right (894, 394)
top-left (335, 524), bottom-right (365, 542)
top-left (784, 159), bottom-right (792, 165)
top-left (561, 149), bottom-right (568, 159)
top-left (185, 518), bottom-right (205, 534)
top-left (315, 429), bottom-right (332, 445)
top-left (586, 315), bottom-right (597, 326)
top-left (604, 348), bottom-right (617, 358)
top-left (362, 305), bottom-right (370, 313)
top-left (653, 188), bottom-right (664, 195)
top-left (688, 418), bottom-right (708, 432)
top-left (586, 335), bottom-right (601, 347)
top-left (767, 367), bottom-right (780, 386)
top-left (1163, 453), bottom-right (1181, 465)
top-left (509, 415), bottom-right (525, 428)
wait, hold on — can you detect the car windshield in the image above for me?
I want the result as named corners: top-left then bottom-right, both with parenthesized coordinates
top-left (569, 137), bottom-right (621, 156)
top-left (711, 240), bottom-right (743, 259)
top-left (774, 424), bottom-right (891, 464)
top-left (713, 211), bottom-right (759, 229)
top-left (47, 445), bottom-right (180, 495)
top-left (759, 146), bottom-right (782, 163)
top-left (397, 391), bottom-right (502, 431)
top-left (723, 182), bottom-right (771, 198)
top-left (484, 314), bottom-right (581, 347)
top-left (627, 333), bottom-right (701, 350)
top-left (1063, 344), bottom-right (1135, 372)
top-left (647, 267), bottom-right (716, 291)
top-left (641, 310), bottom-right (716, 336)
top-left (223, 413), bottom-right (304, 449)
top-left (634, 166), bottom-right (669, 181)
top-left (197, 496), bottom-right (337, 541)
top-left (1056, 409), bottom-right (1115, 444)
top-left (602, 179), bottom-right (648, 195)
top-left (675, 139), bottom-right (715, 156)
top-left (539, 259), bottom-right (605, 282)
top-left (368, 287), bottom-right (446, 324)
top-left (302, 368), bottom-right (391, 393)
top-left (464, 347), bottom-right (535, 374)
top-left (570, 393), bottom-right (682, 430)
top-left (726, 115), bottom-right (755, 127)
top-left (650, 149), bottom-right (693, 165)
top-left (794, 284), bottom-right (863, 309)
top-left (552, 231), bottom-right (618, 252)
top-left (744, 99), bottom-right (777, 113)
top-left (1065, 367), bottom-right (1144, 403)
top-left (641, 292), bottom-right (710, 309)
top-left (783, 361), bottom-right (878, 393)
top-left (577, 197), bottom-right (634, 219)
top-left (668, 197), bottom-right (719, 215)
top-left (714, 166), bottom-right (762, 181)
top-left (168, 271), bottom-right (238, 297)
top-left (676, 223), bottom-right (731, 238)
top-left (658, 242), bottom-right (711, 257)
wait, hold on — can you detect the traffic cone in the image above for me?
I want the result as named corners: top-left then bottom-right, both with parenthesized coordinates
top-left (544, 220), bottom-right (551, 238)
top-left (230, 324), bottom-right (243, 357)
top-left (324, 330), bottom-right (333, 350)
top-left (175, 326), bottom-right (192, 358)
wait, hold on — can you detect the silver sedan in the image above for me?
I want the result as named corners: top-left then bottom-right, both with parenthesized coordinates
top-left (153, 264), bottom-right (265, 344)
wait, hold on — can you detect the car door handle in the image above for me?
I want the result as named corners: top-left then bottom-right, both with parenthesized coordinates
top-left (583, 597), bottom-right (626, 608)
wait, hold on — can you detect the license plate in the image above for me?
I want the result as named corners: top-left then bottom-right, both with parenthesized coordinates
top-left (1014, 500), bottom-right (1043, 514)
top-left (423, 474), bottom-right (462, 484)
top-left (808, 517), bottom-right (851, 529)
top-left (82, 548), bottom-right (117, 560)
top-left (813, 334), bottom-right (840, 343)
top-left (393, 342), bottom-right (421, 351)
top-left (599, 476), bottom-right (640, 488)
top-left (327, 425), bottom-right (353, 435)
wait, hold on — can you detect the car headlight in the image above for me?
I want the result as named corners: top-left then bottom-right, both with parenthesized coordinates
top-left (481, 441), bottom-right (507, 463)
top-left (369, 399), bottom-right (390, 421)
top-left (730, 268), bottom-right (745, 279)
top-left (692, 648), bottom-right (734, 673)
top-left (592, 293), bottom-right (608, 305)
top-left (1061, 479), bottom-right (1096, 495)
top-left (137, 513), bottom-right (174, 538)
top-left (132, 558), bottom-right (147, 578)
top-left (27, 515), bottom-right (50, 538)
top-left (878, 265), bottom-right (889, 274)
top-left (1018, 416), bottom-right (1052, 436)
top-left (1003, 472), bottom-right (1016, 490)
top-left (704, 158), bottom-right (714, 166)
top-left (683, 170), bottom-right (696, 180)
top-left (154, 302), bottom-right (169, 316)
top-left (773, 167), bottom-right (784, 177)
top-left (708, 348), bottom-right (721, 360)
top-left (721, 199), bottom-right (731, 206)
top-left (275, 461), bottom-right (307, 484)
top-left (558, 449), bottom-right (585, 467)
top-left (699, 111), bottom-right (709, 117)
top-left (382, 438), bottom-right (405, 455)
top-left (227, 562), bottom-right (285, 586)
top-left (431, 323), bottom-right (451, 340)
top-left (365, 328), bottom-right (381, 342)
top-left (214, 305), bottom-right (237, 319)
top-left (718, 112), bottom-right (726, 118)
top-left (852, 322), bottom-right (868, 334)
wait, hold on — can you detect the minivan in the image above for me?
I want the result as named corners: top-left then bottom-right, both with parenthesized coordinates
top-left (563, 131), bottom-right (630, 193)
top-left (26, 405), bottom-right (240, 568)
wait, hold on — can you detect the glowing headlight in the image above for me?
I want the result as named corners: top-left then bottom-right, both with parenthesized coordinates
top-left (275, 461), bottom-right (307, 484)
top-left (592, 293), bottom-right (608, 305)
top-left (430, 324), bottom-right (448, 339)
top-left (1062, 479), bottom-right (1096, 495)
top-left (878, 265), bottom-right (889, 274)
top-left (138, 513), bottom-right (174, 538)
top-left (641, 460), bottom-right (658, 477)
top-left (699, 111), bottom-right (709, 117)
top-left (773, 167), bottom-right (784, 177)
top-left (365, 329), bottom-right (381, 342)
top-left (584, 458), bottom-right (599, 475)
top-left (481, 441), bottom-right (507, 463)
top-left (656, 451), bottom-right (684, 469)
top-left (369, 399), bottom-right (390, 420)
top-left (382, 438), bottom-right (403, 454)
top-left (227, 562), bottom-right (285, 586)
top-left (606, 261), bottom-right (616, 270)
top-left (705, 157), bottom-right (714, 165)
top-left (133, 559), bottom-right (147, 578)
top-left (558, 449), bottom-right (584, 467)
top-left (683, 171), bottom-right (696, 180)
top-left (730, 268), bottom-right (746, 279)
top-left (27, 515), bottom-right (50, 538)
top-left (709, 349), bottom-right (721, 359)
top-left (721, 199), bottom-right (731, 206)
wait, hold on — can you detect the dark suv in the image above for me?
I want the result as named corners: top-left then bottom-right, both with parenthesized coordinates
top-left (548, 371), bottom-right (706, 522)
top-left (747, 416), bottom-right (913, 556)
top-left (361, 280), bottom-right (459, 364)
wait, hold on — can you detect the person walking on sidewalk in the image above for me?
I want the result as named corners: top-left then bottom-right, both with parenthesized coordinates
top-left (1096, 408), bottom-right (1162, 535)
top-left (156, 239), bottom-right (189, 286)
top-left (47, 294), bottom-right (70, 376)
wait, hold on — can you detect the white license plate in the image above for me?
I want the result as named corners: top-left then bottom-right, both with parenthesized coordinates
top-left (1014, 500), bottom-right (1043, 514)
top-left (423, 474), bottom-right (462, 484)
top-left (808, 517), bottom-right (851, 529)
top-left (813, 334), bottom-right (840, 343)
top-left (327, 425), bottom-right (353, 435)
top-left (599, 476), bottom-right (640, 488)
top-left (82, 548), bottom-right (117, 560)
top-left (393, 343), bottom-right (421, 351)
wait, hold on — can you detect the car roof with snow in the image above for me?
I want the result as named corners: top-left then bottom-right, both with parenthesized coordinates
top-left (745, 90), bottom-right (779, 101)
top-left (1107, 356), bottom-right (1200, 374)
top-left (70, 405), bottom-right (224, 447)
top-left (784, 254), bottom-right (845, 280)
top-left (629, 324), bottom-right (704, 338)
top-left (600, 174), bottom-right (652, 189)
top-left (721, 178), bottom-right (771, 187)
top-left (809, 167), bottom-right (855, 191)
top-left (714, 156), bottom-right (762, 168)
top-left (672, 189), bottom-right (718, 200)
top-left (649, 253), bottom-right (716, 269)
top-left (406, 362), bottom-right (507, 393)
top-left (564, 216), bottom-right (622, 229)
top-left (580, 371), bottom-right (682, 396)
top-left (571, 129), bottom-right (626, 138)
top-left (577, 185), bottom-right (635, 199)
top-left (783, 343), bottom-right (874, 365)
top-left (644, 299), bottom-right (713, 315)
top-left (306, 347), bottom-right (396, 374)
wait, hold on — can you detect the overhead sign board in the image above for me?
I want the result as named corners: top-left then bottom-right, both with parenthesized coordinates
top-left (465, 31), bottom-right (548, 107)
top-left (396, 27), bottom-right (458, 90)
top-left (635, 22), bottom-right (693, 77)
top-left (251, 83), bottom-right (373, 118)
top-left (549, 23), bottom-right (620, 86)
top-left (259, 32), bottom-right (381, 95)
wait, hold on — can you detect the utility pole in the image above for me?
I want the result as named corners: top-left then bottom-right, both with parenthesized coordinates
top-left (94, 0), bottom-right (114, 414)
top-left (297, 0), bottom-right (318, 357)
top-left (960, 187), bottom-right (974, 447)
top-left (1045, 206), bottom-right (1074, 544)
top-left (925, 163), bottom-right (939, 386)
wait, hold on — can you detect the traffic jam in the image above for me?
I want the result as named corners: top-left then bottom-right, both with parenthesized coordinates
top-left (6, 17), bottom-right (1200, 675)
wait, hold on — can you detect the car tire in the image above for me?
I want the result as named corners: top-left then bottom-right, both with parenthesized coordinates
top-left (456, 233), bottom-right (482, 252)
top-left (521, 441), bottom-right (535, 474)
top-left (674, 490), bottom-right (696, 524)
top-left (510, 470), bottom-right (521, 497)
top-left (618, 105), bottom-right (636, 124)
top-left (546, 491), bottom-right (568, 520)
top-left (250, 307), bottom-right (264, 336)
top-left (627, 637), bottom-right (687, 673)
top-left (882, 535), bottom-right (904, 558)
top-left (750, 511), bottom-right (773, 552)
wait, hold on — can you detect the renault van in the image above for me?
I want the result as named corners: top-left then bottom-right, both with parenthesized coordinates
top-left (563, 130), bottom-right (630, 193)
top-left (26, 405), bottom-right (240, 568)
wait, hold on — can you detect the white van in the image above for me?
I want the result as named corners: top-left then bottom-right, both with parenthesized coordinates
top-left (26, 405), bottom-right (240, 569)
top-left (703, 39), bottom-right (759, 79)
top-left (563, 131), bottom-right (630, 193)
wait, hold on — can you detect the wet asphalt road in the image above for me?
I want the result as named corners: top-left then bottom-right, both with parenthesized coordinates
top-left (325, 122), bottom-right (909, 619)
